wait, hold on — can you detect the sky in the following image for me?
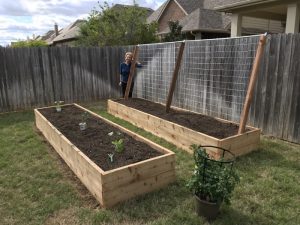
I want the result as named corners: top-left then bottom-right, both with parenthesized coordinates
top-left (0, 0), bottom-right (164, 46)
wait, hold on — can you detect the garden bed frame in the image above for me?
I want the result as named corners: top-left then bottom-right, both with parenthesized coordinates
top-left (35, 104), bottom-right (175, 208)
top-left (107, 100), bottom-right (260, 158)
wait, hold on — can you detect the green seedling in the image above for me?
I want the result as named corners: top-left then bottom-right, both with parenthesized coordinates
top-left (112, 139), bottom-right (124, 153)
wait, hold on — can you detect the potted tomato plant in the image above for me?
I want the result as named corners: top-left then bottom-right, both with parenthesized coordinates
top-left (187, 145), bottom-right (239, 220)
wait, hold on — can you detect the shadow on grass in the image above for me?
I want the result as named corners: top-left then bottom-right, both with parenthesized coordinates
top-left (215, 207), bottom-right (256, 225)
top-left (112, 179), bottom-right (190, 218)
top-left (0, 110), bottom-right (34, 127)
top-left (236, 139), bottom-right (300, 172)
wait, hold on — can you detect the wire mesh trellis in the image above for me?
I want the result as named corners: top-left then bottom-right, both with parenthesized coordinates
top-left (133, 35), bottom-right (261, 122)
top-left (133, 42), bottom-right (182, 104)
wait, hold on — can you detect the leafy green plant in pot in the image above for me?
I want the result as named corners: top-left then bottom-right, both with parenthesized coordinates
top-left (187, 145), bottom-right (239, 220)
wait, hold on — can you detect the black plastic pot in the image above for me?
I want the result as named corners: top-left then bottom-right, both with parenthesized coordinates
top-left (195, 195), bottom-right (220, 220)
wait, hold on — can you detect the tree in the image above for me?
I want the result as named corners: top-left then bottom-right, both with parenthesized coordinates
top-left (12, 40), bottom-right (47, 48)
top-left (163, 20), bottom-right (185, 42)
top-left (77, 1), bottom-right (158, 46)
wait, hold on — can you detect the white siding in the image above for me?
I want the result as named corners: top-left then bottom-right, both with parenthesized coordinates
top-left (242, 16), bottom-right (285, 33)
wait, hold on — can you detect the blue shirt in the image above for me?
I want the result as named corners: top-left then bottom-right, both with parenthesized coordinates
top-left (120, 62), bottom-right (142, 83)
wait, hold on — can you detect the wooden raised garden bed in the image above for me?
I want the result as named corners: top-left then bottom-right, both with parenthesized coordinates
top-left (35, 103), bottom-right (175, 208)
top-left (107, 98), bottom-right (260, 158)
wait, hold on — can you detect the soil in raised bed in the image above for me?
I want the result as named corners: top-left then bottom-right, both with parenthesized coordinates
top-left (114, 98), bottom-right (248, 139)
top-left (39, 105), bottom-right (162, 171)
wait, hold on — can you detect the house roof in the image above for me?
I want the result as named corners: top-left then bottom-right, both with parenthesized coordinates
top-left (203, 0), bottom-right (242, 9)
top-left (36, 29), bottom-right (62, 45)
top-left (182, 9), bottom-right (230, 32)
top-left (147, 0), bottom-right (205, 23)
top-left (175, 0), bottom-right (204, 14)
top-left (215, 0), bottom-right (290, 12)
top-left (40, 30), bottom-right (55, 41)
top-left (147, 0), bottom-right (238, 24)
top-left (147, 0), bottom-right (241, 23)
top-left (147, 1), bottom-right (168, 23)
top-left (158, 8), bottom-right (230, 34)
top-left (147, 0), bottom-right (234, 33)
top-left (52, 19), bottom-right (85, 44)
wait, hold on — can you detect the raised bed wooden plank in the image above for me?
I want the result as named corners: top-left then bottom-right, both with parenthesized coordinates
top-left (219, 129), bottom-right (261, 157)
top-left (107, 99), bottom-right (260, 158)
top-left (35, 104), bottom-right (175, 208)
top-left (101, 155), bottom-right (175, 189)
top-left (103, 170), bottom-right (176, 207)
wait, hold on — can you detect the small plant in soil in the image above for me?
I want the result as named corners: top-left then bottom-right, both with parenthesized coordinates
top-left (79, 112), bottom-right (89, 131)
top-left (108, 153), bottom-right (114, 163)
top-left (112, 139), bottom-right (124, 153)
top-left (54, 101), bottom-right (64, 112)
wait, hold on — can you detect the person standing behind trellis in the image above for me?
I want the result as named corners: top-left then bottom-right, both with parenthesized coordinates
top-left (119, 52), bottom-right (142, 98)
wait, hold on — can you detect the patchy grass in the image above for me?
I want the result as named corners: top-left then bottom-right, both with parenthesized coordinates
top-left (0, 101), bottom-right (299, 225)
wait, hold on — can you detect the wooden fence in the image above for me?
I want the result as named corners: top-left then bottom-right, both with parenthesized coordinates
top-left (249, 33), bottom-right (300, 143)
top-left (0, 34), bottom-right (299, 143)
top-left (0, 46), bottom-right (132, 111)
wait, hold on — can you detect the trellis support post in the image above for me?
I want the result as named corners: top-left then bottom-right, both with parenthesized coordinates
top-left (124, 45), bottom-right (139, 100)
top-left (238, 34), bottom-right (267, 134)
top-left (166, 41), bottom-right (185, 112)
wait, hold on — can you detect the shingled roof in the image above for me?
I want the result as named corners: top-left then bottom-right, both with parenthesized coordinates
top-left (181, 8), bottom-right (230, 32)
top-left (147, 0), bottom-right (242, 23)
top-left (175, 0), bottom-right (204, 14)
top-left (158, 8), bottom-right (230, 34)
top-left (148, 0), bottom-right (233, 34)
top-left (203, 0), bottom-right (243, 9)
top-left (147, 1), bottom-right (168, 23)
top-left (52, 19), bottom-right (85, 44)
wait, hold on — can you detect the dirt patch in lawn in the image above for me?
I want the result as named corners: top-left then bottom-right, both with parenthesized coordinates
top-left (39, 105), bottom-right (162, 171)
top-left (114, 98), bottom-right (246, 139)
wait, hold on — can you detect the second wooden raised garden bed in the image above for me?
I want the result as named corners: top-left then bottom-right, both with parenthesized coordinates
top-left (107, 98), bottom-right (260, 158)
top-left (35, 103), bottom-right (175, 208)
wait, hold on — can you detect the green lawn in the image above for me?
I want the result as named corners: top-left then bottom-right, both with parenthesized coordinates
top-left (0, 101), bottom-right (299, 225)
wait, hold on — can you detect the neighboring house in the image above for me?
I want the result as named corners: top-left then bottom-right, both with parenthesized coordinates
top-left (35, 23), bottom-right (62, 45)
top-left (147, 0), bottom-right (232, 40)
top-left (51, 20), bottom-right (86, 46)
top-left (148, 0), bottom-right (299, 39)
top-left (215, 0), bottom-right (300, 37)
top-left (35, 20), bottom-right (85, 46)
top-left (37, 4), bottom-right (153, 47)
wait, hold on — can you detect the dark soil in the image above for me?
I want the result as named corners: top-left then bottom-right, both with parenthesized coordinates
top-left (38, 105), bottom-right (162, 171)
top-left (114, 98), bottom-right (247, 139)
